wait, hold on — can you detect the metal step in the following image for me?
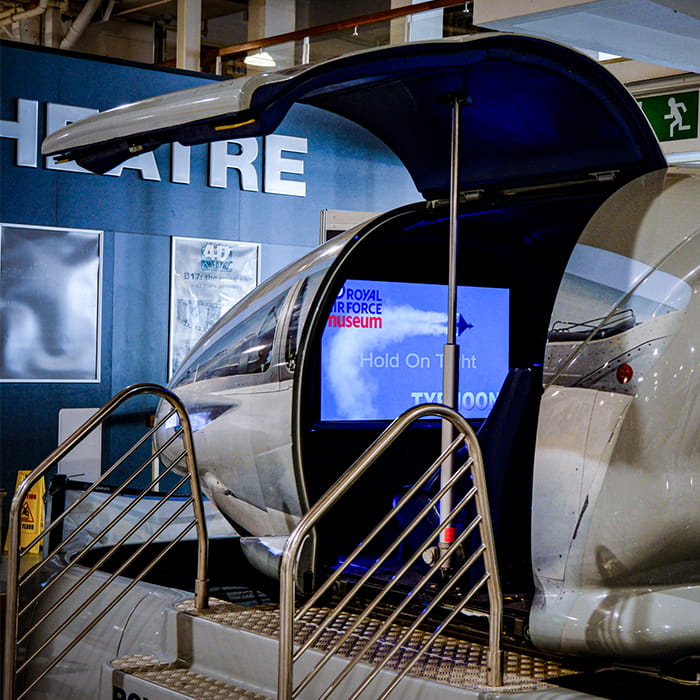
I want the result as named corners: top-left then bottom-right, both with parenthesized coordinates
top-left (170, 597), bottom-right (582, 696)
top-left (107, 654), bottom-right (273, 700)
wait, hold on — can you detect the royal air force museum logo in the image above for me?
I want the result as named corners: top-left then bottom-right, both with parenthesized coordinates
top-left (321, 280), bottom-right (510, 421)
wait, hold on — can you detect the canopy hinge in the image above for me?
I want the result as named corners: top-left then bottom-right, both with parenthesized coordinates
top-left (460, 188), bottom-right (485, 202)
top-left (591, 170), bottom-right (618, 182)
top-left (427, 188), bottom-right (484, 209)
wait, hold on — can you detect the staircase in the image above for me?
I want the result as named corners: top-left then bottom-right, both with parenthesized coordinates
top-left (101, 597), bottom-right (578, 699)
top-left (5, 394), bottom-right (583, 699)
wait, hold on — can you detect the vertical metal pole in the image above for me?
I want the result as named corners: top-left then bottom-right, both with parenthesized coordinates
top-left (278, 547), bottom-right (295, 700)
top-left (439, 96), bottom-right (463, 571)
top-left (3, 503), bottom-right (20, 700)
top-left (176, 0), bottom-right (201, 71)
top-left (177, 407), bottom-right (209, 611)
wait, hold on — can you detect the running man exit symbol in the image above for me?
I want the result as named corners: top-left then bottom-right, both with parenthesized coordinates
top-left (638, 90), bottom-right (699, 142)
top-left (665, 97), bottom-right (691, 138)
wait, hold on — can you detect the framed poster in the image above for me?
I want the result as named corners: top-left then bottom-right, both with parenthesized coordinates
top-left (169, 237), bottom-right (259, 377)
top-left (0, 223), bottom-right (102, 382)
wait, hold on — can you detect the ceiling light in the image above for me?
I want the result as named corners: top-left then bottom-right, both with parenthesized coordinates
top-left (244, 50), bottom-right (276, 68)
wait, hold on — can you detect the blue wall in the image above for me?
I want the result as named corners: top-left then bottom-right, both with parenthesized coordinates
top-left (0, 41), bottom-right (419, 506)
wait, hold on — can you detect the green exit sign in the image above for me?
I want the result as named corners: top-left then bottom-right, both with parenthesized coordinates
top-left (638, 90), bottom-right (699, 142)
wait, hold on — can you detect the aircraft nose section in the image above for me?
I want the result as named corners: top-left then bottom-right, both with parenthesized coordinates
top-left (152, 396), bottom-right (187, 474)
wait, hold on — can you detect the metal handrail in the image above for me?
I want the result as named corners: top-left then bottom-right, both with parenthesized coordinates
top-left (278, 403), bottom-right (503, 699)
top-left (2, 383), bottom-right (209, 700)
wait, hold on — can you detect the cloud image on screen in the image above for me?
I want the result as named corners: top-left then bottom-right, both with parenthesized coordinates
top-left (320, 280), bottom-right (510, 422)
top-left (325, 304), bottom-right (446, 419)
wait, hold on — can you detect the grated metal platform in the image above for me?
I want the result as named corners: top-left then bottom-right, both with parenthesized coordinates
top-left (112, 654), bottom-right (271, 699)
top-left (176, 598), bottom-right (580, 694)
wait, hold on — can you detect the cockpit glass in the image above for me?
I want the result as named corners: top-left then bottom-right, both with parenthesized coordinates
top-left (189, 290), bottom-right (288, 381)
top-left (285, 270), bottom-right (325, 373)
top-left (545, 241), bottom-right (694, 393)
top-left (285, 278), bottom-right (307, 372)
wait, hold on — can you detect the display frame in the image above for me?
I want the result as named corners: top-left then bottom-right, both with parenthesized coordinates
top-left (0, 222), bottom-right (103, 383)
top-left (319, 278), bottom-right (510, 423)
top-left (168, 236), bottom-right (260, 379)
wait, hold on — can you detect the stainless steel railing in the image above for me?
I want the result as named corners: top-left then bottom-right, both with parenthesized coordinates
top-left (278, 403), bottom-right (503, 699)
top-left (2, 383), bottom-right (208, 700)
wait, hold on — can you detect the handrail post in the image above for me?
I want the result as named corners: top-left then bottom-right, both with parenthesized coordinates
top-left (3, 484), bottom-right (23, 700)
top-left (176, 402), bottom-right (209, 610)
top-left (278, 530), bottom-right (299, 700)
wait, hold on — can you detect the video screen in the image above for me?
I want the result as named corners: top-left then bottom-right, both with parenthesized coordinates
top-left (320, 279), bottom-right (510, 422)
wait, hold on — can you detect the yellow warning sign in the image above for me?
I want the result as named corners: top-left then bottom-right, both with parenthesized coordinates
top-left (21, 500), bottom-right (34, 523)
top-left (4, 470), bottom-right (45, 555)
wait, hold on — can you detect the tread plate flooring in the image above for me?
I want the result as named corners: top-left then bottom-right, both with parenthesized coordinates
top-left (175, 597), bottom-right (580, 694)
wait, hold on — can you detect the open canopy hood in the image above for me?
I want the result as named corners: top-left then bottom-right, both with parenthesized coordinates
top-left (42, 33), bottom-right (665, 200)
